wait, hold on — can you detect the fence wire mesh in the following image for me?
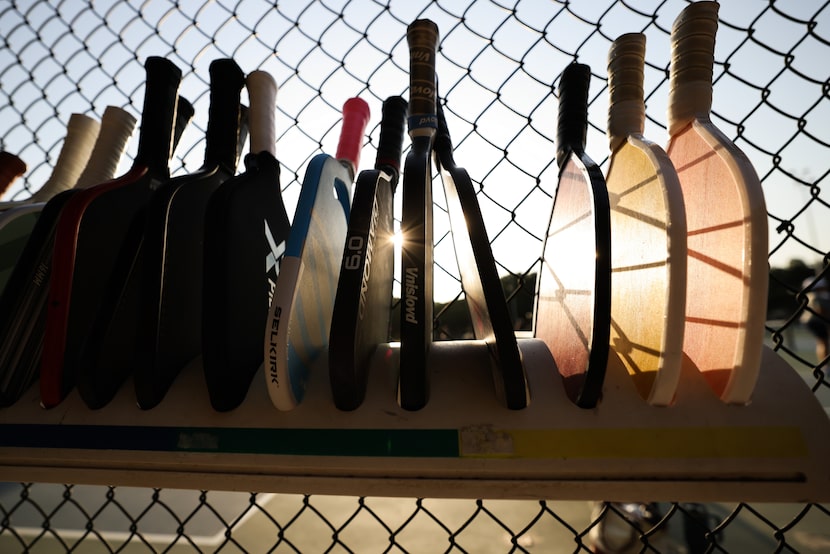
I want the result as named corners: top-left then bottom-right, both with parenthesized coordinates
top-left (0, 0), bottom-right (828, 552)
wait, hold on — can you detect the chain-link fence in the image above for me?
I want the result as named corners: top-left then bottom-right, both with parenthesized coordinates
top-left (1, 0), bottom-right (828, 551)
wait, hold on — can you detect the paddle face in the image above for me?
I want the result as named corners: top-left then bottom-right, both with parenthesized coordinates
top-left (667, 119), bottom-right (768, 403)
top-left (76, 206), bottom-right (148, 409)
top-left (0, 190), bottom-right (80, 406)
top-left (397, 134), bottom-right (434, 411)
top-left (605, 136), bottom-right (686, 406)
top-left (133, 164), bottom-right (236, 409)
top-left (39, 167), bottom-right (156, 407)
top-left (534, 152), bottom-right (610, 408)
top-left (265, 154), bottom-right (352, 410)
top-left (0, 204), bottom-right (44, 293)
top-left (434, 114), bottom-right (529, 410)
top-left (202, 151), bottom-right (290, 412)
top-left (328, 168), bottom-right (396, 410)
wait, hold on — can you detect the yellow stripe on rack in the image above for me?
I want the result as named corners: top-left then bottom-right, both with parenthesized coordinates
top-left (458, 426), bottom-right (808, 459)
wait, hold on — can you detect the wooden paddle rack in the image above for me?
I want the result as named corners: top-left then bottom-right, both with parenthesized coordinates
top-left (0, 339), bottom-right (827, 502)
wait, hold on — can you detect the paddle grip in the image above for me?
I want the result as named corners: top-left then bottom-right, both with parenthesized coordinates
top-left (204, 58), bottom-right (246, 171)
top-left (246, 70), bottom-right (278, 157)
top-left (172, 96), bottom-right (194, 159)
top-left (556, 62), bottom-right (591, 168)
top-left (406, 19), bottom-right (439, 136)
top-left (135, 56), bottom-right (182, 175)
top-left (668, 0), bottom-right (718, 136)
top-left (75, 106), bottom-right (137, 189)
top-left (607, 33), bottom-right (646, 152)
top-left (31, 113), bottom-right (100, 201)
top-left (335, 97), bottom-right (371, 179)
top-left (375, 96), bottom-right (407, 189)
top-left (0, 152), bottom-right (26, 195)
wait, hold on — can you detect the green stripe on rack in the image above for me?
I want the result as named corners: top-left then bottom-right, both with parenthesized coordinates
top-left (0, 424), bottom-right (460, 457)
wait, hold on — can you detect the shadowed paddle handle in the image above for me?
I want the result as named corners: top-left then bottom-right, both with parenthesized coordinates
top-left (406, 19), bottom-right (439, 138)
top-left (375, 96), bottom-right (407, 189)
top-left (668, 0), bottom-right (719, 136)
top-left (246, 70), bottom-right (278, 157)
top-left (556, 62), bottom-right (591, 168)
top-left (336, 97), bottom-right (371, 180)
top-left (134, 56), bottom-right (182, 175)
top-left (204, 58), bottom-right (246, 171)
top-left (607, 33), bottom-right (646, 152)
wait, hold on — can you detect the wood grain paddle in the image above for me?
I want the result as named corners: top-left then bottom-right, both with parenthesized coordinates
top-left (665, 1), bottom-right (768, 404)
top-left (533, 62), bottom-right (611, 409)
top-left (605, 33), bottom-right (687, 406)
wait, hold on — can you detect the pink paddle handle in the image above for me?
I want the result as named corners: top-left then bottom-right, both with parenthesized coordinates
top-left (335, 97), bottom-right (371, 179)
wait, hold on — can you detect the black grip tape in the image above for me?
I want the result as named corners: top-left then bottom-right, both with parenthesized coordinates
top-left (556, 62), bottom-right (591, 167)
top-left (135, 56), bottom-right (182, 174)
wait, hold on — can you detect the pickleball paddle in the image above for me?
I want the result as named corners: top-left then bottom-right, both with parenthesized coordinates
top-left (202, 69), bottom-right (291, 412)
top-left (665, 1), bottom-right (768, 404)
top-left (264, 97), bottom-right (370, 410)
top-left (397, 19), bottom-right (439, 411)
top-left (604, 33), bottom-right (687, 406)
top-left (434, 100), bottom-right (530, 410)
top-left (533, 62), bottom-right (612, 409)
top-left (329, 96), bottom-right (407, 411)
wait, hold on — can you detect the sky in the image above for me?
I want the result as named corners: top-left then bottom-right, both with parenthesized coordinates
top-left (0, 0), bottom-right (827, 302)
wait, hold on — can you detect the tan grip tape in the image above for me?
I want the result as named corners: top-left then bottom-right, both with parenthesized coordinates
top-left (607, 32), bottom-right (646, 151)
top-left (246, 70), bottom-right (278, 157)
top-left (668, 1), bottom-right (719, 135)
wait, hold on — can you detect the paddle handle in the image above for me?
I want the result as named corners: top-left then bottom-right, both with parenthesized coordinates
top-left (31, 113), bottom-right (100, 201)
top-left (556, 62), bottom-right (591, 168)
top-left (134, 57), bottom-right (182, 175)
top-left (375, 96), bottom-right (408, 189)
top-left (607, 32), bottom-right (646, 152)
top-left (668, 0), bottom-right (719, 136)
top-left (335, 97), bottom-right (371, 179)
top-left (204, 58), bottom-right (246, 171)
top-left (246, 70), bottom-right (278, 157)
top-left (406, 19), bottom-right (439, 138)
top-left (172, 96), bottom-right (194, 156)
top-left (75, 106), bottom-right (137, 189)
top-left (0, 152), bottom-right (25, 196)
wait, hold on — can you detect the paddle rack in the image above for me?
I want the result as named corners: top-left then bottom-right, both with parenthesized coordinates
top-left (1, 339), bottom-right (828, 502)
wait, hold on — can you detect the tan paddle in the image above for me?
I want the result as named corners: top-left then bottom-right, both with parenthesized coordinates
top-left (605, 33), bottom-right (687, 406)
top-left (666, 1), bottom-right (768, 404)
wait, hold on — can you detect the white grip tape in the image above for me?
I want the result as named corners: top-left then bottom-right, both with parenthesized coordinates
top-left (31, 113), bottom-right (100, 201)
top-left (76, 106), bottom-right (137, 189)
top-left (246, 70), bottom-right (278, 157)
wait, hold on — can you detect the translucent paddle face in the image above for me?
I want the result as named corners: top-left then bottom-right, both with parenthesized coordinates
top-left (536, 154), bottom-right (605, 406)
